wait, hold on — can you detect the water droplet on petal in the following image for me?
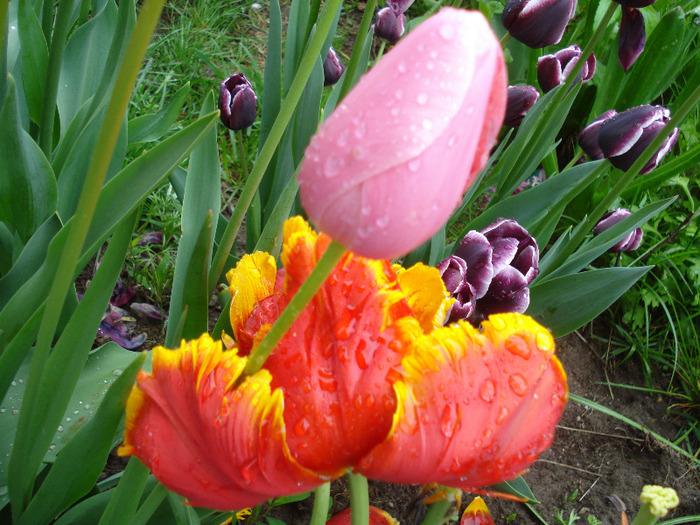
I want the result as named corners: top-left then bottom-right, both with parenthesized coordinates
top-left (408, 159), bottom-right (421, 172)
top-left (417, 93), bottom-right (428, 105)
top-left (496, 406), bottom-right (509, 424)
top-left (324, 156), bottom-right (342, 177)
top-left (505, 335), bottom-right (531, 359)
top-left (508, 373), bottom-right (528, 396)
top-left (479, 379), bottom-right (496, 403)
top-left (294, 417), bottom-right (310, 437)
top-left (439, 24), bottom-right (456, 41)
top-left (440, 403), bottom-right (457, 438)
top-left (536, 332), bottom-right (552, 352)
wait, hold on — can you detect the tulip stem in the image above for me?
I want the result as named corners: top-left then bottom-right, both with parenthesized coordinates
top-left (243, 239), bottom-right (347, 377)
top-left (347, 472), bottom-right (369, 525)
top-left (337, 0), bottom-right (377, 102)
top-left (419, 499), bottom-right (452, 525)
top-left (208, 0), bottom-right (343, 292)
top-left (310, 482), bottom-right (331, 525)
top-left (499, 32), bottom-right (512, 48)
top-left (236, 130), bottom-right (250, 178)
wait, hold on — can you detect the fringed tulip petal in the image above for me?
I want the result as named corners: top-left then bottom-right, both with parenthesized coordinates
top-left (327, 506), bottom-right (400, 525)
top-left (395, 263), bottom-right (452, 332)
top-left (299, 8), bottom-right (506, 259)
top-left (119, 335), bottom-right (323, 510)
top-left (461, 497), bottom-right (495, 525)
top-left (357, 314), bottom-right (567, 489)
top-left (227, 252), bottom-right (278, 352)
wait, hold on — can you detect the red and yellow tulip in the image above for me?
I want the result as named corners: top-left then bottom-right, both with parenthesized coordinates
top-left (119, 217), bottom-right (567, 511)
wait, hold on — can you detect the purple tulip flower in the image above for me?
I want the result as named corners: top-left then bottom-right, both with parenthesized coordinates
top-left (374, 7), bottom-right (406, 44)
top-left (219, 74), bottom-right (257, 131)
top-left (323, 46), bottom-right (345, 86)
top-left (438, 219), bottom-right (539, 324)
top-left (537, 45), bottom-right (596, 93)
top-left (619, 7), bottom-right (646, 71)
top-left (504, 85), bottom-right (540, 126)
top-left (502, 0), bottom-right (578, 49)
top-left (614, 0), bottom-right (656, 6)
top-left (580, 105), bottom-right (679, 174)
top-left (386, 0), bottom-right (415, 14)
top-left (594, 208), bottom-right (643, 252)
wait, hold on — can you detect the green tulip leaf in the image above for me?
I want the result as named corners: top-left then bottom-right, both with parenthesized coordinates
top-left (528, 266), bottom-right (652, 338)
top-left (16, 352), bottom-right (145, 525)
top-left (16, 0), bottom-right (48, 124)
top-left (167, 95), bottom-right (220, 346)
top-left (0, 76), bottom-right (58, 243)
top-left (57, 0), bottom-right (119, 132)
top-left (128, 82), bottom-right (191, 144)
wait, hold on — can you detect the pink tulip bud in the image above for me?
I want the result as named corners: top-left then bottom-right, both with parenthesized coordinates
top-left (298, 8), bottom-right (506, 259)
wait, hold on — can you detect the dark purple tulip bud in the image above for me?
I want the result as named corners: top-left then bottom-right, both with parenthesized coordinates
top-left (504, 85), bottom-right (540, 126)
top-left (481, 219), bottom-right (539, 284)
top-left (597, 105), bottom-right (679, 174)
top-left (579, 109), bottom-right (618, 160)
top-left (454, 231), bottom-right (494, 300)
top-left (594, 208), bottom-right (643, 252)
top-left (619, 7), bottom-right (646, 71)
top-left (374, 7), bottom-right (406, 44)
top-left (323, 46), bottom-right (345, 87)
top-left (386, 0), bottom-right (414, 14)
top-left (502, 0), bottom-right (578, 49)
top-left (219, 74), bottom-right (257, 131)
top-left (437, 256), bottom-right (476, 322)
top-left (537, 45), bottom-right (596, 93)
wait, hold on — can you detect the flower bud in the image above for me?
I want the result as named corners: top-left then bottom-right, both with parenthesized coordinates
top-left (618, 7), bottom-right (646, 71)
top-left (461, 497), bottom-right (495, 525)
top-left (584, 105), bottom-right (679, 174)
top-left (374, 7), bottom-right (406, 44)
top-left (323, 46), bottom-right (345, 86)
top-left (504, 85), bottom-right (540, 126)
top-left (579, 109), bottom-right (618, 160)
top-left (437, 256), bottom-right (476, 322)
top-left (298, 8), bottom-right (506, 259)
top-left (593, 208), bottom-right (643, 252)
top-left (501, 0), bottom-right (577, 49)
top-left (218, 74), bottom-right (257, 130)
top-left (537, 45), bottom-right (596, 93)
top-left (440, 219), bottom-right (539, 324)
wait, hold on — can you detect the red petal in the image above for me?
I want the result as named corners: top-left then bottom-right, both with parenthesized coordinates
top-left (119, 335), bottom-right (322, 510)
top-left (358, 314), bottom-right (567, 489)
top-left (326, 506), bottom-right (399, 525)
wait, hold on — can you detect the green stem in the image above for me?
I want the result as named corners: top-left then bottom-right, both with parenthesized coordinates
top-left (38, 0), bottom-right (77, 155)
top-left (420, 499), bottom-right (452, 525)
top-left (499, 32), bottom-right (512, 48)
top-left (0, 1), bottom-right (9, 63)
top-left (347, 472), bottom-right (369, 525)
top-left (630, 504), bottom-right (658, 525)
top-left (243, 239), bottom-right (347, 376)
top-left (310, 483), bottom-right (331, 525)
top-left (236, 130), bottom-right (250, 177)
top-left (542, 80), bottom-right (700, 277)
top-left (208, 0), bottom-right (343, 292)
top-left (8, 0), bottom-right (166, 515)
top-left (337, 0), bottom-right (377, 102)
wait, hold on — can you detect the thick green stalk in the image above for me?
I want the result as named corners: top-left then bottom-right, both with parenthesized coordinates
top-left (243, 239), bottom-right (346, 376)
top-left (0, 0), bottom-right (9, 62)
top-left (8, 0), bottom-right (166, 515)
top-left (347, 472), bottom-right (369, 525)
top-left (38, 0), bottom-right (77, 155)
top-left (208, 0), bottom-right (343, 292)
top-left (310, 483), bottom-right (331, 525)
top-left (337, 0), bottom-right (377, 102)
top-left (630, 505), bottom-right (658, 525)
top-left (543, 81), bottom-right (700, 276)
top-left (420, 499), bottom-right (452, 525)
